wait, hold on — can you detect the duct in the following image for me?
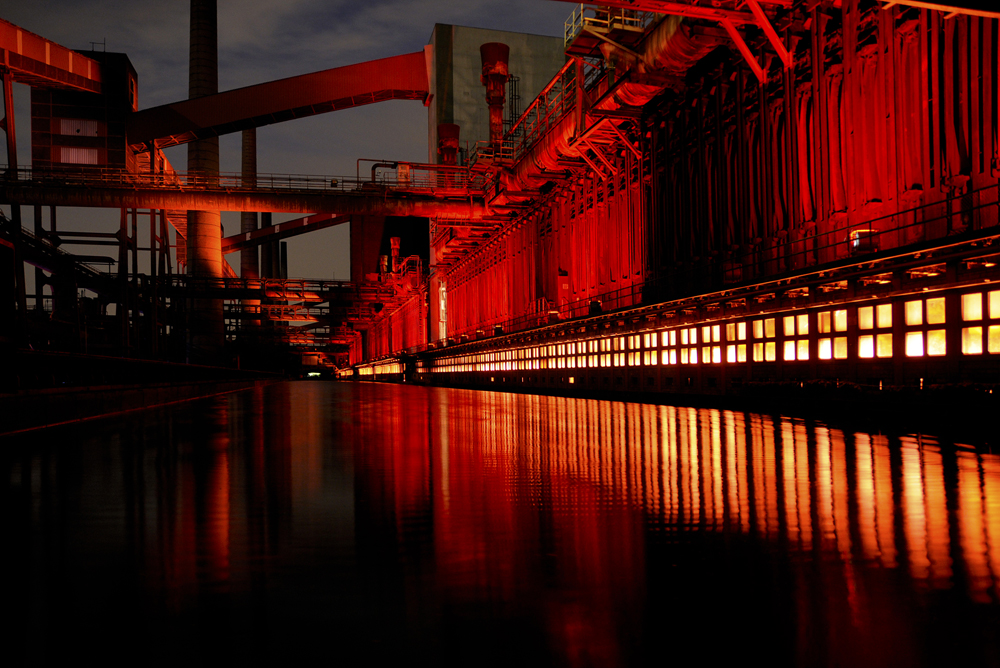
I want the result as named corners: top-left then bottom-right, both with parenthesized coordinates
top-left (597, 16), bottom-right (715, 109)
top-left (127, 51), bottom-right (429, 150)
top-left (501, 16), bottom-right (715, 195)
top-left (0, 181), bottom-right (488, 218)
top-left (370, 162), bottom-right (398, 182)
top-left (508, 113), bottom-right (579, 190)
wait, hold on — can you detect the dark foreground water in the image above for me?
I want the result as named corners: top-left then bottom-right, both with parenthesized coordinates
top-left (4, 381), bottom-right (1000, 666)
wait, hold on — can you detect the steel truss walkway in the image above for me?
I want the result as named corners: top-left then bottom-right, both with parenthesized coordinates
top-left (0, 164), bottom-right (488, 217)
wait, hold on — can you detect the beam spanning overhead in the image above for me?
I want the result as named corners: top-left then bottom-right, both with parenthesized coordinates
top-left (127, 50), bottom-right (430, 150)
top-left (881, 0), bottom-right (1000, 19)
top-left (0, 19), bottom-right (102, 92)
top-left (745, 0), bottom-right (791, 69)
top-left (0, 181), bottom-right (486, 218)
top-left (221, 213), bottom-right (351, 253)
top-left (720, 19), bottom-right (767, 83)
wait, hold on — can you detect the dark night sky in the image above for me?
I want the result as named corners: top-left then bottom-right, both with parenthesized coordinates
top-left (1, 0), bottom-right (569, 279)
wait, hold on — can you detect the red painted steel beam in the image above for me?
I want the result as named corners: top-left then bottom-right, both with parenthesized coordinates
top-left (127, 51), bottom-right (429, 150)
top-left (720, 19), bottom-right (767, 83)
top-left (0, 181), bottom-right (486, 218)
top-left (0, 19), bottom-right (101, 93)
top-left (221, 212), bottom-right (351, 253)
top-left (745, 0), bottom-right (792, 69)
top-left (880, 1), bottom-right (1000, 19)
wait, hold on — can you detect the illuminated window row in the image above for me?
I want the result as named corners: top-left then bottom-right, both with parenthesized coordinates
top-left (425, 290), bottom-right (1000, 373)
top-left (957, 291), bottom-right (1000, 355)
top-left (372, 362), bottom-right (402, 374)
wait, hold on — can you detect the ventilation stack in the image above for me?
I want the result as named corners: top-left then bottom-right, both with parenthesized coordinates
top-left (186, 0), bottom-right (223, 362)
top-left (479, 43), bottom-right (509, 153)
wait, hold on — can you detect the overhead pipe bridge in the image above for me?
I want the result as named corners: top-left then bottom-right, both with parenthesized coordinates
top-left (127, 50), bottom-right (432, 150)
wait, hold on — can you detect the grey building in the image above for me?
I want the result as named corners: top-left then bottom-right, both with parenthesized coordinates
top-left (427, 24), bottom-right (566, 164)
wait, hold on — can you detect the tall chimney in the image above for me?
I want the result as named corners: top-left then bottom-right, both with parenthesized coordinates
top-left (186, 0), bottom-right (223, 361)
top-left (479, 43), bottom-right (510, 153)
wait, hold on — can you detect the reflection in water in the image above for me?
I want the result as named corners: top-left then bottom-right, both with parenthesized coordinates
top-left (5, 382), bottom-right (1000, 666)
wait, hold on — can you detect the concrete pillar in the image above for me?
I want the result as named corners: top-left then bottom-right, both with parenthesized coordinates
top-left (33, 206), bottom-right (44, 312)
top-left (2, 70), bottom-right (28, 337)
top-left (186, 0), bottom-right (224, 362)
top-left (260, 212), bottom-right (272, 278)
top-left (240, 128), bottom-right (259, 279)
top-left (2, 70), bottom-right (16, 174)
top-left (240, 129), bottom-right (260, 333)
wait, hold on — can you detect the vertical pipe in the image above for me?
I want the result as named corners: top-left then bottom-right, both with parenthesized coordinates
top-left (186, 0), bottom-right (223, 362)
top-left (118, 207), bottom-right (129, 351)
top-left (149, 209), bottom-right (158, 356)
top-left (2, 70), bottom-right (17, 175)
top-left (2, 70), bottom-right (27, 330)
top-left (130, 209), bottom-right (138, 351)
top-left (34, 206), bottom-right (44, 311)
top-left (240, 128), bottom-right (259, 279)
top-left (240, 128), bottom-right (260, 334)
top-left (260, 212), bottom-right (273, 278)
top-left (131, 208), bottom-right (138, 284)
top-left (480, 43), bottom-right (510, 152)
top-left (271, 237), bottom-right (281, 278)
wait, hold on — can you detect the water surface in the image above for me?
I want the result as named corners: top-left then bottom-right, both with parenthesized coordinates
top-left (4, 381), bottom-right (1000, 666)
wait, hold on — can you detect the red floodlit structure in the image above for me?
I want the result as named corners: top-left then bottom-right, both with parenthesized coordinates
top-left (352, 0), bottom-right (1000, 397)
top-left (4, 1), bottom-right (1000, 390)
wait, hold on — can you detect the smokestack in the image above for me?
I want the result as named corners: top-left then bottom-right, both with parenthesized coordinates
top-left (479, 43), bottom-right (510, 153)
top-left (186, 0), bottom-right (223, 361)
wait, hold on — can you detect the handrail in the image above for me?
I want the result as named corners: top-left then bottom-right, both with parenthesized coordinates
top-left (722, 183), bottom-right (1000, 284)
top-left (1, 162), bottom-right (485, 196)
top-left (564, 4), bottom-right (656, 47)
top-left (469, 61), bottom-right (579, 172)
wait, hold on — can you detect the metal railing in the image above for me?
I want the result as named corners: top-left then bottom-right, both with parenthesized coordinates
top-left (466, 6), bottom-right (659, 175)
top-left (2, 162), bottom-right (486, 196)
top-left (164, 275), bottom-right (396, 299)
top-left (722, 183), bottom-right (1000, 284)
top-left (468, 140), bottom-right (517, 168)
top-left (564, 4), bottom-right (657, 47)
top-left (469, 60), bottom-right (579, 175)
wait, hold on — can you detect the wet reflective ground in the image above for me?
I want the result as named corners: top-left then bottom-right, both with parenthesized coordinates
top-left (4, 381), bottom-right (1000, 666)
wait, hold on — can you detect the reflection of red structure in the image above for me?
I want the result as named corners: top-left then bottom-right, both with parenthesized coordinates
top-left (21, 382), bottom-right (1000, 664)
top-left (362, 0), bottom-right (1000, 393)
top-left (345, 385), bottom-right (1000, 664)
